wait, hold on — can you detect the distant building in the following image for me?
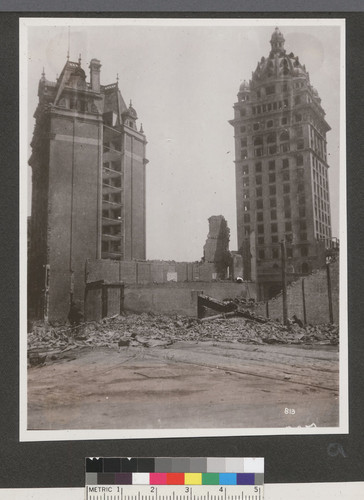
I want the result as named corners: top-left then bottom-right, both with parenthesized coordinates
top-left (29, 57), bottom-right (148, 321)
top-left (230, 28), bottom-right (332, 299)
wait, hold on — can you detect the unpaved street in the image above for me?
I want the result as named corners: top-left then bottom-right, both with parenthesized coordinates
top-left (28, 338), bottom-right (339, 430)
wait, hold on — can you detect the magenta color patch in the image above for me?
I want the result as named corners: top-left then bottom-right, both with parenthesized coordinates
top-left (150, 473), bottom-right (167, 484)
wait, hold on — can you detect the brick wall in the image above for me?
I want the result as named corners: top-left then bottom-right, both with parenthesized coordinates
top-left (255, 259), bottom-right (339, 324)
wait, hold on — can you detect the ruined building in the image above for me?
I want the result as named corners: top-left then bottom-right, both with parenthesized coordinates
top-left (230, 28), bottom-right (332, 298)
top-left (203, 215), bottom-right (231, 279)
top-left (29, 57), bottom-right (147, 321)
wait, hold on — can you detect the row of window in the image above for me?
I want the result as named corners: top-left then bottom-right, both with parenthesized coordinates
top-left (257, 245), bottom-right (309, 260)
top-left (240, 116), bottom-right (290, 134)
top-left (244, 205), bottom-right (306, 223)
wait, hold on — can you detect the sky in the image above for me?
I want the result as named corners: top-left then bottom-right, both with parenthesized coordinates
top-left (22, 19), bottom-right (344, 261)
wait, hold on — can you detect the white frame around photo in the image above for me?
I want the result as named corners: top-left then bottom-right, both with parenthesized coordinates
top-left (19, 16), bottom-right (348, 442)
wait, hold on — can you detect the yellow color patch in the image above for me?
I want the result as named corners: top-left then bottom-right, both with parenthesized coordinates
top-left (185, 473), bottom-right (202, 485)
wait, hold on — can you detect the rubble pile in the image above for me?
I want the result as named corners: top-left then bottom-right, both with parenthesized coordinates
top-left (28, 312), bottom-right (339, 366)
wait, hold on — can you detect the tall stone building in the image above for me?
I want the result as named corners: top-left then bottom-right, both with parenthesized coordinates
top-left (230, 28), bottom-right (332, 298)
top-left (29, 56), bottom-right (147, 321)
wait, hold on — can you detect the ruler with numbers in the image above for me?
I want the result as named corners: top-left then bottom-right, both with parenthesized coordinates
top-left (85, 485), bottom-right (264, 500)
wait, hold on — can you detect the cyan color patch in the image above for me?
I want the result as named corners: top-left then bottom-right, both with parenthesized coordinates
top-left (219, 473), bottom-right (237, 485)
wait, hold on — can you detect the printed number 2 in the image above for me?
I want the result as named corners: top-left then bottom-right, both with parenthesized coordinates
top-left (151, 487), bottom-right (155, 493)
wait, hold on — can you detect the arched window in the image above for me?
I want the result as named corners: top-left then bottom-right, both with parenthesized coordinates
top-left (280, 131), bottom-right (289, 142)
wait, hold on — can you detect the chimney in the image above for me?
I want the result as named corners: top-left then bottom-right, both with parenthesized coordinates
top-left (89, 58), bottom-right (101, 92)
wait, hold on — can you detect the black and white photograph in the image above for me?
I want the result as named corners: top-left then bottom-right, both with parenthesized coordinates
top-left (20, 18), bottom-right (347, 440)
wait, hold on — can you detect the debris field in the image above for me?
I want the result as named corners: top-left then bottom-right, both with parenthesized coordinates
top-left (28, 311), bottom-right (339, 367)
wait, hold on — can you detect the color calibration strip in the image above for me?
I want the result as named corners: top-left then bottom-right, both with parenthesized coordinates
top-left (85, 458), bottom-right (264, 486)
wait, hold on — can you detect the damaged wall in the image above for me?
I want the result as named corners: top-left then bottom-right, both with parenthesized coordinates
top-left (255, 259), bottom-right (339, 325)
top-left (203, 215), bottom-right (231, 278)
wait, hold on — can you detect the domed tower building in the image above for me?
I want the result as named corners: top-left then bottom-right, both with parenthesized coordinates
top-left (230, 28), bottom-right (332, 299)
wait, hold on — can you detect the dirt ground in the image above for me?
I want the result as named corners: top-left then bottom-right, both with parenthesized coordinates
top-left (28, 331), bottom-right (339, 430)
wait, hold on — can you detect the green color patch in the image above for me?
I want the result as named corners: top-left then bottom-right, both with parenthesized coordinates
top-left (202, 473), bottom-right (220, 485)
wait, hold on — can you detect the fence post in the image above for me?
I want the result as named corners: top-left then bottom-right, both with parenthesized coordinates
top-left (266, 301), bottom-right (269, 319)
top-left (301, 278), bottom-right (307, 325)
top-left (326, 262), bottom-right (334, 324)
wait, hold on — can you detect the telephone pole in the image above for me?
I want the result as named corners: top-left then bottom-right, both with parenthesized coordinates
top-left (281, 240), bottom-right (288, 325)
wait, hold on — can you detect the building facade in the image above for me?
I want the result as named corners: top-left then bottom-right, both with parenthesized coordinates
top-left (29, 57), bottom-right (147, 321)
top-left (230, 28), bottom-right (332, 298)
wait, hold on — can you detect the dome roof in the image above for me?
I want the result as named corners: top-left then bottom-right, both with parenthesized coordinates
top-left (271, 27), bottom-right (285, 44)
top-left (123, 100), bottom-right (138, 119)
top-left (239, 79), bottom-right (250, 92)
top-left (251, 28), bottom-right (309, 83)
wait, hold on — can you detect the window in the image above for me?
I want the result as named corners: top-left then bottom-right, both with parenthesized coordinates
top-left (297, 139), bottom-right (304, 150)
top-left (242, 177), bottom-right (249, 187)
top-left (282, 83), bottom-right (288, 92)
top-left (241, 149), bottom-right (248, 159)
top-left (296, 154), bottom-right (303, 166)
top-left (299, 207), bottom-right (306, 218)
top-left (299, 221), bottom-right (307, 230)
top-left (267, 133), bottom-right (276, 143)
top-left (256, 187), bottom-right (262, 197)
top-left (272, 235), bottom-right (279, 244)
top-left (285, 221), bottom-right (292, 232)
top-left (282, 158), bottom-right (289, 169)
top-left (244, 213), bottom-right (250, 223)
top-left (284, 196), bottom-right (290, 207)
top-left (294, 95), bottom-right (301, 105)
top-left (257, 212), bottom-right (263, 222)
top-left (257, 199), bottom-right (263, 209)
top-left (258, 224), bottom-right (264, 234)
top-left (253, 122), bottom-right (260, 131)
top-left (243, 190), bottom-right (249, 199)
top-left (258, 249), bottom-right (265, 260)
top-left (254, 136), bottom-right (263, 146)
top-left (258, 236), bottom-right (264, 245)
top-left (273, 102), bottom-right (277, 110)
top-left (242, 165), bottom-right (249, 175)
top-left (301, 246), bottom-right (309, 257)
top-left (295, 113), bottom-right (302, 122)
top-left (269, 173), bottom-right (276, 183)
top-left (269, 145), bottom-right (277, 154)
top-left (256, 175), bottom-right (262, 185)
top-left (243, 201), bottom-right (250, 211)
top-left (267, 119), bottom-right (274, 128)
top-left (271, 223), bottom-right (278, 233)
top-left (281, 116), bottom-right (288, 125)
top-left (296, 126), bottom-right (303, 137)
top-left (280, 143), bottom-right (290, 153)
top-left (244, 226), bottom-right (251, 235)
top-left (240, 108), bottom-right (246, 117)
top-left (255, 162), bottom-right (262, 173)
top-left (297, 168), bottom-right (304, 179)
top-left (266, 85), bottom-right (275, 95)
top-left (270, 198), bottom-right (277, 208)
top-left (283, 170), bottom-right (290, 181)
top-left (299, 194), bottom-right (306, 204)
top-left (287, 248), bottom-right (293, 258)
top-left (269, 160), bottom-right (275, 170)
top-left (279, 131), bottom-right (289, 146)
top-left (283, 184), bottom-right (290, 194)
top-left (255, 148), bottom-right (263, 157)
top-left (241, 138), bottom-right (247, 147)
top-left (272, 248), bottom-right (279, 259)
top-left (300, 232), bottom-right (307, 241)
top-left (284, 208), bottom-right (291, 218)
top-left (256, 90), bottom-right (261, 99)
top-left (240, 125), bottom-right (246, 133)
top-left (271, 209), bottom-right (277, 220)
top-left (269, 185), bottom-right (276, 195)
top-left (297, 183), bottom-right (305, 192)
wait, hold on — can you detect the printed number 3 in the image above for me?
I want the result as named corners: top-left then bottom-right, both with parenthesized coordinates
top-left (185, 487), bottom-right (189, 492)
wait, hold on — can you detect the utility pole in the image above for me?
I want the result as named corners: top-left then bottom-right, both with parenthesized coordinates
top-left (326, 258), bottom-right (334, 324)
top-left (281, 239), bottom-right (288, 325)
